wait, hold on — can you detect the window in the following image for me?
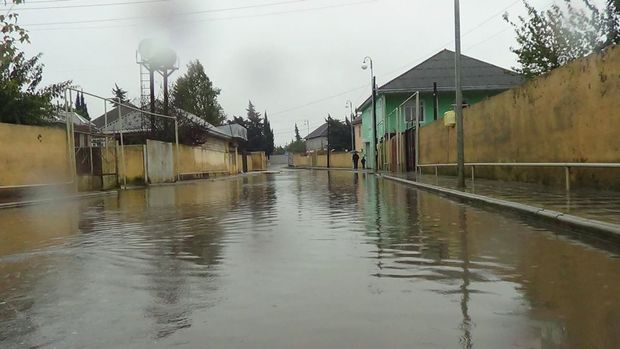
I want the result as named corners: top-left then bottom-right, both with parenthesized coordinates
top-left (404, 103), bottom-right (425, 123)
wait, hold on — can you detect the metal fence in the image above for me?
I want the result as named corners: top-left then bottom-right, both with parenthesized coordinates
top-left (418, 162), bottom-right (620, 192)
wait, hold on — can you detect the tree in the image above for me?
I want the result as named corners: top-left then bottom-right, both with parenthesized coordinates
top-left (287, 139), bottom-right (306, 153)
top-left (287, 123), bottom-right (306, 153)
top-left (74, 91), bottom-right (89, 120)
top-left (1, 1), bottom-right (70, 124)
top-left (326, 115), bottom-right (352, 151)
top-left (504, 0), bottom-right (620, 78)
top-left (294, 123), bottom-right (302, 142)
top-left (263, 111), bottom-right (275, 156)
top-left (111, 83), bottom-right (128, 104)
top-left (172, 60), bottom-right (226, 126)
top-left (273, 145), bottom-right (286, 155)
top-left (245, 101), bottom-right (264, 151)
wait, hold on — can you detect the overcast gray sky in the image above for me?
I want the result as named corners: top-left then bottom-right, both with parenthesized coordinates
top-left (4, 0), bottom-right (604, 145)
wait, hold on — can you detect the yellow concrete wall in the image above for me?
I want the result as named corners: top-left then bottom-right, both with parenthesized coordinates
top-left (291, 153), bottom-right (310, 167)
top-left (354, 123), bottom-right (364, 151)
top-left (246, 155), bottom-right (254, 172)
top-left (177, 140), bottom-right (229, 175)
top-left (119, 145), bottom-right (145, 184)
top-left (0, 123), bottom-right (71, 187)
top-left (419, 45), bottom-right (620, 188)
top-left (329, 152), bottom-right (352, 168)
top-left (249, 151), bottom-right (267, 171)
top-left (290, 152), bottom-right (352, 168)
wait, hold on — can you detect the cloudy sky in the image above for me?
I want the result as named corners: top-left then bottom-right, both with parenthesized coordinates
top-left (4, 0), bottom-right (604, 145)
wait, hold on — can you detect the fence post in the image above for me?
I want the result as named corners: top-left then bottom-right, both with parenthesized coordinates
top-left (565, 166), bottom-right (571, 192)
top-left (471, 165), bottom-right (475, 184)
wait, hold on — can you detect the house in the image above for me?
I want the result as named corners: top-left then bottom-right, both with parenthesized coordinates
top-left (357, 49), bottom-right (523, 170)
top-left (92, 103), bottom-right (139, 130)
top-left (352, 116), bottom-right (363, 151)
top-left (52, 111), bottom-right (97, 148)
top-left (305, 123), bottom-right (329, 151)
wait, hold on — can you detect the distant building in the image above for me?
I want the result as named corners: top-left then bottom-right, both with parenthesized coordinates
top-left (305, 123), bottom-right (329, 151)
top-left (51, 111), bottom-right (96, 148)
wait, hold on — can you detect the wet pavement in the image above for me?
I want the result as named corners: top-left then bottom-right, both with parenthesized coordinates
top-left (398, 173), bottom-right (620, 226)
top-left (2, 169), bottom-right (620, 348)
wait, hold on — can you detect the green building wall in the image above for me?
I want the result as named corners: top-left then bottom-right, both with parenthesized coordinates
top-left (359, 90), bottom-right (506, 169)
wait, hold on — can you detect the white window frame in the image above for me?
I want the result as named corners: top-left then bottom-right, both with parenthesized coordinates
top-left (403, 101), bottom-right (425, 123)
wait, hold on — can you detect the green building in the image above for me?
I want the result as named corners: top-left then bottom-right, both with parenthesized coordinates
top-left (357, 50), bottom-right (523, 170)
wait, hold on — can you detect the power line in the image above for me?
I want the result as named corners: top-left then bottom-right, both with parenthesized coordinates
top-left (269, 0), bottom-right (524, 119)
top-left (9, 0), bottom-right (170, 11)
top-left (21, 0), bottom-right (371, 26)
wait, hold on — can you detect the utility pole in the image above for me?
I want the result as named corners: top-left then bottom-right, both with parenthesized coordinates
top-left (326, 116), bottom-right (331, 168)
top-left (372, 76), bottom-right (377, 171)
top-left (454, 0), bottom-right (465, 188)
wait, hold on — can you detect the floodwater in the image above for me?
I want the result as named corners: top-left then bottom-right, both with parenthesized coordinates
top-left (1, 170), bottom-right (620, 349)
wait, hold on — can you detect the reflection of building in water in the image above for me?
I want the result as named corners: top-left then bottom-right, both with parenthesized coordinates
top-left (111, 179), bottom-right (247, 339)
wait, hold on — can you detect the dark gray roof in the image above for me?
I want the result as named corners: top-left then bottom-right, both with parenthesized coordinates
top-left (92, 104), bottom-right (138, 128)
top-left (358, 50), bottom-right (523, 110)
top-left (381, 49), bottom-right (522, 92)
top-left (305, 123), bottom-right (328, 140)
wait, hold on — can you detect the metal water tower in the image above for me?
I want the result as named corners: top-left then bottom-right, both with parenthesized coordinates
top-left (136, 39), bottom-right (179, 115)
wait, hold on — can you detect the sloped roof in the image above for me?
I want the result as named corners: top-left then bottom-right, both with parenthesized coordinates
top-left (381, 49), bottom-right (522, 92)
top-left (92, 103), bottom-right (138, 128)
top-left (99, 107), bottom-right (241, 141)
top-left (305, 123), bottom-right (328, 140)
top-left (52, 111), bottom-right (94, 127)
top-left (215, 123), bottom-right (248, 141)
top-left (358, 50), bottom-right (523, 110)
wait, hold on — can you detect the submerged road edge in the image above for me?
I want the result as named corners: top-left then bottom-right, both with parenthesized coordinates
top-left (380, 174), bottom-right (620, 242)
top-left (0, 171), bottom-right (281, 210)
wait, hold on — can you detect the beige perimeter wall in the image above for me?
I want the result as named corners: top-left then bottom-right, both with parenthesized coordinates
top-left (290, 151), bottom-right (353, 169)
top-left (0, 123), bottom-right (71, 187)
top-left (419, 45), bottom-right (620, 189)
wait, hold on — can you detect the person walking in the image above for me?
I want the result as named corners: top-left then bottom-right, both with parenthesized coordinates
top-left (361, 154), bottom-right (366, 169)
top-left (352, 151), bottom-right (360, 169)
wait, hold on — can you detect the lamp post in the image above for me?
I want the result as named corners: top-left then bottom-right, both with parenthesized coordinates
top-left (346, 100), bottom-right (355, 152)
top-left (362, 56), bottom-right (377, 171)
top-left (454, 0), bottom-right (465, 188)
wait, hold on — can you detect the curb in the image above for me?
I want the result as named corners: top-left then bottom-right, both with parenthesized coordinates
top-left (381, 174), bottom-right (620, 241)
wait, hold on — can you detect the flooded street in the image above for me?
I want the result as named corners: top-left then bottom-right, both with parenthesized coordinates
top-left (1, 169), bottom-right (620, 349)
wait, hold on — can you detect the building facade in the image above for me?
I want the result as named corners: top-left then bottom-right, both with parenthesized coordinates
top-left (358, 50), bottom-right (523, 170)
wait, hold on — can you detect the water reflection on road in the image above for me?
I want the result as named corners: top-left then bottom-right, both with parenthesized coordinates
top-left (1, 170), bottom-right (620, 348)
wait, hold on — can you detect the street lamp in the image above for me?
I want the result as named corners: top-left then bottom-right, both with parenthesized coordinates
top-left (345, 100), bottom-right (355, 152)
top-left (362, 56), bottom-right (378, 171)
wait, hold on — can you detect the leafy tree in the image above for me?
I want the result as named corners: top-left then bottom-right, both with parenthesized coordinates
top-left (504, 0), bottom-right (620, 78)
top-left (287, 124), bottom-right (307, 153)
top-left (74, 91), bottom-right (89, 120)
top-left (326, 115), bottom-right (352, 151)
top-left (1, 1), bottom-right (70, 124)
top-left (263, 111), bottom-right (275, 156)
top-left (111, 83), bottom-right (128, 105)
top-left (172, 60), bottom-right (226, 126)
top-left (287, 140), bottom-right (306, 153)
top-left (273, 145), bottom-right (286, 155)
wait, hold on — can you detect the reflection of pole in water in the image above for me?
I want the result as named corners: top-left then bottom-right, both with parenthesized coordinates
top-left (458, 206), bottom-right (473, 349)
top-left (375, 177), bottom-right (384, 272)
